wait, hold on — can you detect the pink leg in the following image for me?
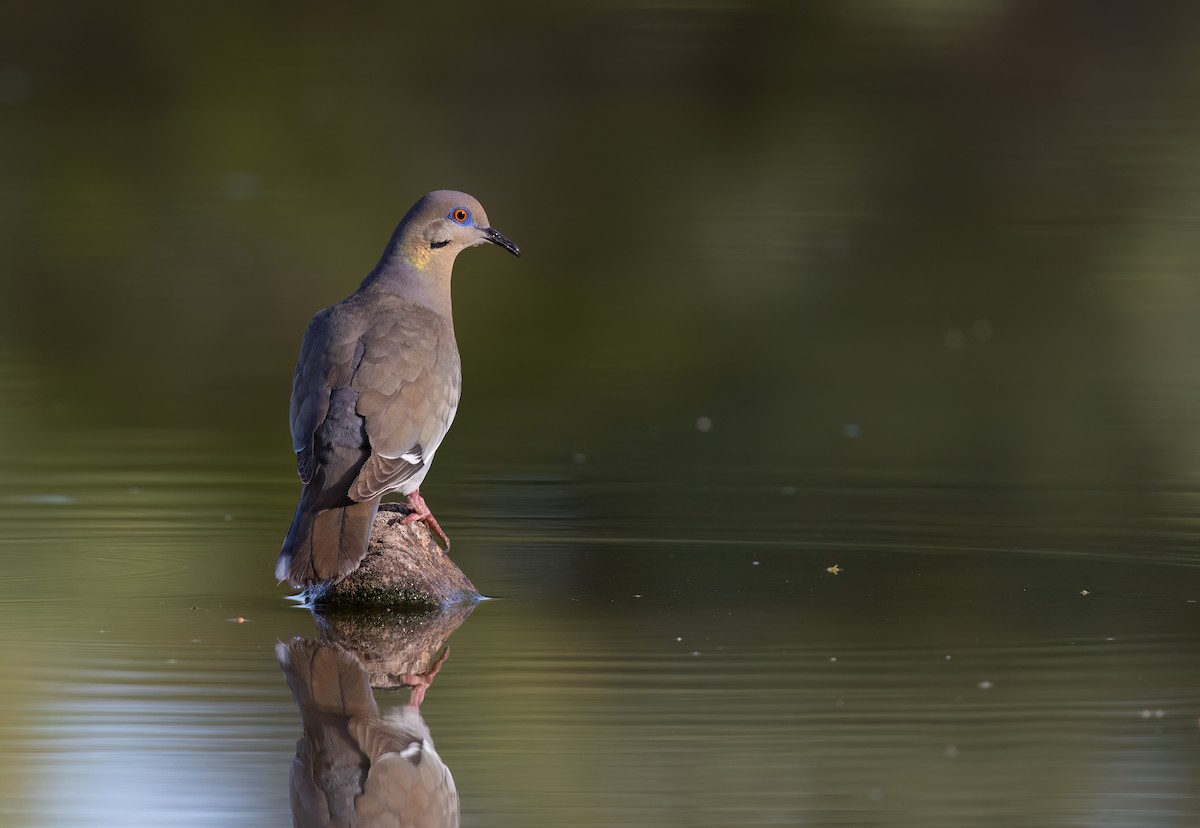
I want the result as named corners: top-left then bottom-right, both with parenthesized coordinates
top-left (400, 489), bottom-right (451, 551)
top-left (402, 646), bottom-right (449, 708)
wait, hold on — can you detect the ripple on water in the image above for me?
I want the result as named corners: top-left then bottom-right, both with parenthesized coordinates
top-left (408, 595), bottom-right (1200, 828)
top-left (7, 647), bottom-right (297, 828)
top-left (0, 445), bottom-right (286, 606)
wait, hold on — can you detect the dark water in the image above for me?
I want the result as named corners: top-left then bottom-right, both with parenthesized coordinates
top-left (3, 4), bottom-right (1200, 826)
top-left (2, 435), bottom-right (1198, 826)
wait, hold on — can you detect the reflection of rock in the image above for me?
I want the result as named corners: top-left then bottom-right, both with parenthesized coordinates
top-left (312, 601), bottom-right (477, 690)
top-left (277, 635), bottom-right (459, 828)
top-left (307, 504), bottom-right (479, 609)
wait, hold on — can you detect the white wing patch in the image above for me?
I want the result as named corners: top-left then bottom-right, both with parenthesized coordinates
top-left (400, 446), bottom-right (424, 466)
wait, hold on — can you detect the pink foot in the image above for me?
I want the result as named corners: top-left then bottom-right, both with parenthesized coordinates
top-left (402, 646), bottom-right (449, 708)
top-left (400, 490), bottom-right (451, 551)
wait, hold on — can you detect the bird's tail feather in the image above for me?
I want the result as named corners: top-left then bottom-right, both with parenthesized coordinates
top-left (277, 494), bottom-right (382, 587)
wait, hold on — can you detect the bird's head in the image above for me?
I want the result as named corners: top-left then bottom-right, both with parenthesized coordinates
top-left (398, 190), bottom-right (520, 270)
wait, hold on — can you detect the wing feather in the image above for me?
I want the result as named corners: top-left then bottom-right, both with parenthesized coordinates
top-left (290, 295), bottom-right (460, 501)
top-left (348, 300), bottom-right (461, 500)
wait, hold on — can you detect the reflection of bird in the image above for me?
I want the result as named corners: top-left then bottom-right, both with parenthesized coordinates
top-left (277, 638), bottom-right (457, 828)
top-left (276, 191), bottom-right (520, 587)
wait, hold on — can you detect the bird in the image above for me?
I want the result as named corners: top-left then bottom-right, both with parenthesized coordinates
top-left (276, 190), bottom-right (520, 588)
top-left (277, 638), bottom-right (457, 827)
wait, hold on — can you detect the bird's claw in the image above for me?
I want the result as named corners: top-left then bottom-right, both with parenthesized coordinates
top-left (401, 492), bottom-right (451, 552)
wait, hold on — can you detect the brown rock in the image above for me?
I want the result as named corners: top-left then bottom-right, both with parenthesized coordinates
top-left (309, 600), bottom-right (476, 689)
top-left (308, 503), bottom-right (479, 609)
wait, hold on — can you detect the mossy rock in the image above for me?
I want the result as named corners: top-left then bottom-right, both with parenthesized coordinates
top-left (306, 503), bottom-right (480, 609)
top-left (309, 599), bottom-right (477, 689)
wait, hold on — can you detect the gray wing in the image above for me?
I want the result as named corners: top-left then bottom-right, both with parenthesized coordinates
top-left (289, 296), bottom-right (460, 502)
top-left (348, 710), bottom-right (458, 828)
top-left (348, 299), bottom-right (461, 501)
top-left (289, 307), bottom-right (363, 485)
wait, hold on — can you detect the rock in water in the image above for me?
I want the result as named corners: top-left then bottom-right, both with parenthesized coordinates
top-left (307, 504), bottom-right (479, 608)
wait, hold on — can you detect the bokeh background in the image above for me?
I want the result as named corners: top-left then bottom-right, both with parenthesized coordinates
top-left (2, 2), bottom-right (1200, 826)
top-left (4, 1), bottom-right (1200, 478)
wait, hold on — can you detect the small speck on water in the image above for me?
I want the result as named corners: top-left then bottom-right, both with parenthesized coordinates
top-left (1080, 589), bottom-right (1089, 596)
top-left (695, 416), bottom-right (712, 432)
top-left (977, 680), bottom-right (994, 690)
top-left (0, 66), bottom-right (33, 104)
top-left (221, 170), bottom-right (262, 201)
top-left (751, 560), bottom-right (760, 566)
top-left (829, 656), bottom-right (838, 663)
top-left (1141, 709), bottom-right (1165, 719)
top-left (842, 423), bottom-right (861, 439)
top-left (945, 328), bottom-right (966, 350)
top-left (572, 452), bottom-right (588, 464)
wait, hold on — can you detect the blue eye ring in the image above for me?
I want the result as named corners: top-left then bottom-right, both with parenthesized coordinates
top-left (449, 207), bottom-right (472, 225)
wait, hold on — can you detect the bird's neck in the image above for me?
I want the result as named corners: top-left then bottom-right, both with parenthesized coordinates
top-left (359, 231), bottom-right (455, 319)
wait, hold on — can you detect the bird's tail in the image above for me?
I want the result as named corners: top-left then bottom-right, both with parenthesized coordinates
top-left (276, 491), bottom-right (382, 587)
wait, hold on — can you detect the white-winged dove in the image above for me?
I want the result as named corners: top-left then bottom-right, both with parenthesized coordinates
top-left (276, 191), bottom-right (519, 588)
top-left (276, 639), bottom-right (457, 827)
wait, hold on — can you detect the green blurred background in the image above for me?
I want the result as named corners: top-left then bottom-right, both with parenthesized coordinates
top-left (3, 0), bottom-right (1199, 485)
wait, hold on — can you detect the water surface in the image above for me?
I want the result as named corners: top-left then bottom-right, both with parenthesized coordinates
top-left (2, 3), bottom-right (1200, 826)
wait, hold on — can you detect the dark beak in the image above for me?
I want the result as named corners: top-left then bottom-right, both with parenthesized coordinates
top-left (484, 226), bottom-right (521, 257)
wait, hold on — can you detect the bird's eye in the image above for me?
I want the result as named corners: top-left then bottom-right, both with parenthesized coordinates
top-left (450, 208), bottom-right (470, 224)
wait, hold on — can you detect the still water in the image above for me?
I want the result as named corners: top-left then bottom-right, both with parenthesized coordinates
top-left (0, 427), bottom-right (1197, 826)
top-left (3, 3), bottom-right (1200, 826)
